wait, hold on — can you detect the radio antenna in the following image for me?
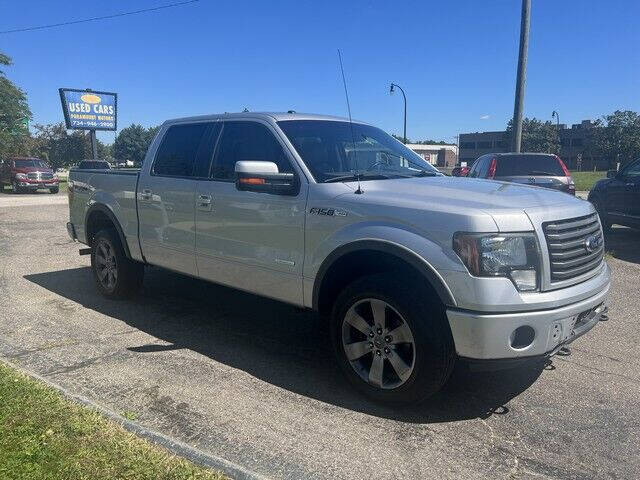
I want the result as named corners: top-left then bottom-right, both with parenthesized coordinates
top-left (337, 49), bottom-right (362, 194)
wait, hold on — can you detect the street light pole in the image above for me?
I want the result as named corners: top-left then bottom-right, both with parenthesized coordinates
top-left (511, 0), bottom-right (531, 153)
top-left (552, 110), bottom-right (560, 129)
top-left (390, 83), bottom-right (407, 144)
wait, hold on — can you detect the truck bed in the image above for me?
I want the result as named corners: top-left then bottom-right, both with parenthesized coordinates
top-left (68, 168), bottom-right (143, 261)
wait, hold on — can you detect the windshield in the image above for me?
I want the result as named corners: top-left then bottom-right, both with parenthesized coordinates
top-left (277, 120), bottom-right (440, 182)
top-left (496, 155), bottom-right (564, 176)
top-left (14, 159), bottom-right (49, 169)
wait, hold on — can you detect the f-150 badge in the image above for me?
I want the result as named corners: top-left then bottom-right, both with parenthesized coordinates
top-left (309, 207), bottom-right (347, 217)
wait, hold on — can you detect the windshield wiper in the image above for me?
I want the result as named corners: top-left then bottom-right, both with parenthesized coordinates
top-left (529, 170), bottom-right (560, 176)
top-left (324, 173), bottom-right (391, 183)
top-left (410, 170), bottom-right (439, 177)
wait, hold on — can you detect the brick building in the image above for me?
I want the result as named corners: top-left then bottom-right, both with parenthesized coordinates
top-left (406, 143), bottom-right (458, 168)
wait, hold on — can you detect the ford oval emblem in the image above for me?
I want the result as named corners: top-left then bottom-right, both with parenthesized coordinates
top-left (584, 234), bottom-right (603, 253)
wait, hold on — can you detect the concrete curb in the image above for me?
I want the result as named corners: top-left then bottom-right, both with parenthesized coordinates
top-left (2, 359), bottom-right (267, 480)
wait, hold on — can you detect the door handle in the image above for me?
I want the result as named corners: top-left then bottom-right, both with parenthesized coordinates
top-left (140, 189), bottom-right (152, 201)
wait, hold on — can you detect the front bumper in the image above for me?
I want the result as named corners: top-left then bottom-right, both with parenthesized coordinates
top-left (446, 280), bottom-right (610, 361)
top-left (16, 180), bottom-right (59, 189)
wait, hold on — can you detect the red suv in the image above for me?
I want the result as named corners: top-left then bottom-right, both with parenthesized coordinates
top-left (0, 157), bottom-right (60, 194)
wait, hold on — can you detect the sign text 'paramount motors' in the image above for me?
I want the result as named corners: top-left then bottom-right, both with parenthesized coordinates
top-left (59, 88), bottom-right (117, 131)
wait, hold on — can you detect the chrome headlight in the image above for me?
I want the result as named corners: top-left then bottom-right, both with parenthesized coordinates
top-left (453, 232), bottom-right (540, 291)
top-left (15, 173), bottom-right (27, 179)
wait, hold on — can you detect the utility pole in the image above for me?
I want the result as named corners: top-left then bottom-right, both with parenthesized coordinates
top-left (90, 131), bottom-right (98, 159)
top-left (511, 0), bottom-right (531, 153)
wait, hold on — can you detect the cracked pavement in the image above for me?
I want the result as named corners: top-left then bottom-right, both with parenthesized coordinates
top-left (1, 193), bottom-right (639, 479)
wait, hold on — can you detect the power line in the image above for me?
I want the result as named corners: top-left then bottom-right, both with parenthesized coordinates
top-left (0, 0), bottom-right (200, 34)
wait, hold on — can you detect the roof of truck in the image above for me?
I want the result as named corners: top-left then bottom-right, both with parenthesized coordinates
top-left (162, 111), bottom-right (369, 125)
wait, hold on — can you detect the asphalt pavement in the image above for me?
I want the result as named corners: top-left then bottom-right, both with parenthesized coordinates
top-left (1, 192), bottom-right (639, 479)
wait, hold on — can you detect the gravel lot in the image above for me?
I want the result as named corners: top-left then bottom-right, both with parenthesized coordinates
top-left (1, 193), bottom-right (639, 480)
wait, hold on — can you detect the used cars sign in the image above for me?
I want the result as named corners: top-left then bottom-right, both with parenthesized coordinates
top-left (59, 88), bottom-right (117, 131)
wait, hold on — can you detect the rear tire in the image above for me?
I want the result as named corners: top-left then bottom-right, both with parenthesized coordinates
top-left (330, 273), bottom-right (455, 405)
top-left (91, 229), bottom-right (144, 299)
top-left (50, 187), bottom-right (59, 194)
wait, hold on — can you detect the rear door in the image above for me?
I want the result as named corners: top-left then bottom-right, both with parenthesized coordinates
top-left (194, 120), bottom-right (307, 305)
top-left (495, 154), bottom-right (568, 191)
top-left (137, 122), bottom-right (215, 276)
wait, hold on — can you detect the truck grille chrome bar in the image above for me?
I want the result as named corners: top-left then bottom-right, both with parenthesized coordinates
top-left (543, 213), bottom-right (604, 282)
top-left (25, 172), bottom-right (54, 180)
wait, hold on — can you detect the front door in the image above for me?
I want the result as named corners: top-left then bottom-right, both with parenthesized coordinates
top-left (137, 121), bottom-right (215, 276)
top-left (606, 159), bottom-right (640, 222)
top-left (195, 120), bottom-right (307, 305)
top-left (622, 159), bottom-right (640, 225)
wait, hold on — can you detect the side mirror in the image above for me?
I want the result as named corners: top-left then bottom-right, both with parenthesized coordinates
top-left (235, 161), bottom-right (298, 195)
top-left (606, 170), bottom-right (617, 179)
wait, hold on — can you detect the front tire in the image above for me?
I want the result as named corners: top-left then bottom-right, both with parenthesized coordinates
top-left (330, 274), bottom-right (455, 405)
top-left (49, 187), bottom-right (59, 194)
top-left (12, 181), bottom-right (22, 194)
top-left (91, 229), bottom-right (144, 299)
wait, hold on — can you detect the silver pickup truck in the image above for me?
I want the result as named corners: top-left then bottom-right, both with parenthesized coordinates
top-left (67, 112), bottom-right (610, 404)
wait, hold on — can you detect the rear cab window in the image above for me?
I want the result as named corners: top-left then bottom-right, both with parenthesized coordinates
top-left (496, 155), bottom-right (564, 176)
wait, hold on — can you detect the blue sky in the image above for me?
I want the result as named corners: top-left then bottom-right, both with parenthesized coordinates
top-left (2, 0), bottom-right (638, 144)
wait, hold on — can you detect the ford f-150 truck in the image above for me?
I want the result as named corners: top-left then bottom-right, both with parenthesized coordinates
top-left (67, 112), bottom-right (610, 404)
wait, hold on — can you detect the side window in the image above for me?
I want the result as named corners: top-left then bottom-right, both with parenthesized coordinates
top-left (212, 122), bottom-right (292, 181)
top-left (153, 123), bottom-right (210, 177)
top-left (622, 160), bottom-right (640, 178)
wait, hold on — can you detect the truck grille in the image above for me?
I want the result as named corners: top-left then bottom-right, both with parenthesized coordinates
top-left (25, 172), bottom-right (53, 180)
top-left (543, 213), bottom-right (604, 282)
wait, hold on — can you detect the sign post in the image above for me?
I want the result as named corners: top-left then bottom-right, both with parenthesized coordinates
top-left (59, 88), bottom-right (117, 159)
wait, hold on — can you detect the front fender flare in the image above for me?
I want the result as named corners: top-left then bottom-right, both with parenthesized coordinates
top-left (312, 239), bottom-right (457, 310)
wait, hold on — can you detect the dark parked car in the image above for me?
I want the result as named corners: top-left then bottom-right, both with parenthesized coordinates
top-left (451, 165), bottom-right (470, 177)
top-left (588, 158), bottom-right (640, 231)
top-left (77, 160), bottom-right (111, 169)
top-left (0, 157), bottom-right (60, 193)
top-left (467, 153), bottom-right (575, 195)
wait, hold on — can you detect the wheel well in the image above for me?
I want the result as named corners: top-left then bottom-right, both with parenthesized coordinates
top-left (315, 249), bottom-right (446, 316)
top-left (85, 207), bottom-right (132, 259)
top-left (86, 210), bottom-right (116, 247)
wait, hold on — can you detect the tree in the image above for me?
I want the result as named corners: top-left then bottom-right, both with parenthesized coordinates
top-left (28, 123), bottom-right (110, 168)
top-left (591, 110), bottom-right (640, 168)
top-left (112, 124), bottom-right (158, 165)
top-left (504, 117), bottom-right (560, 154)
top-left (0, 52), bottom-right (32, 159)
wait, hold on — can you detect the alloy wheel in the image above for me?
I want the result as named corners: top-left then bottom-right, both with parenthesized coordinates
top-left (94, 239), bottom-right (118, 291)
top-left (341, 298), bottom-right (416, 390)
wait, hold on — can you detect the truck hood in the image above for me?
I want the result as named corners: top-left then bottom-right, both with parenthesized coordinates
top-left (340, 176), bottom-right (593, 233)
top-left (342, 176), bottom-right (579, 210)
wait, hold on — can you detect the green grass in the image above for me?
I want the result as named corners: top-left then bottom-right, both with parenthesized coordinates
top-left (0, 362), bottom-right (227, 480)
top-left (570, 171), bottom-right (607, 192)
